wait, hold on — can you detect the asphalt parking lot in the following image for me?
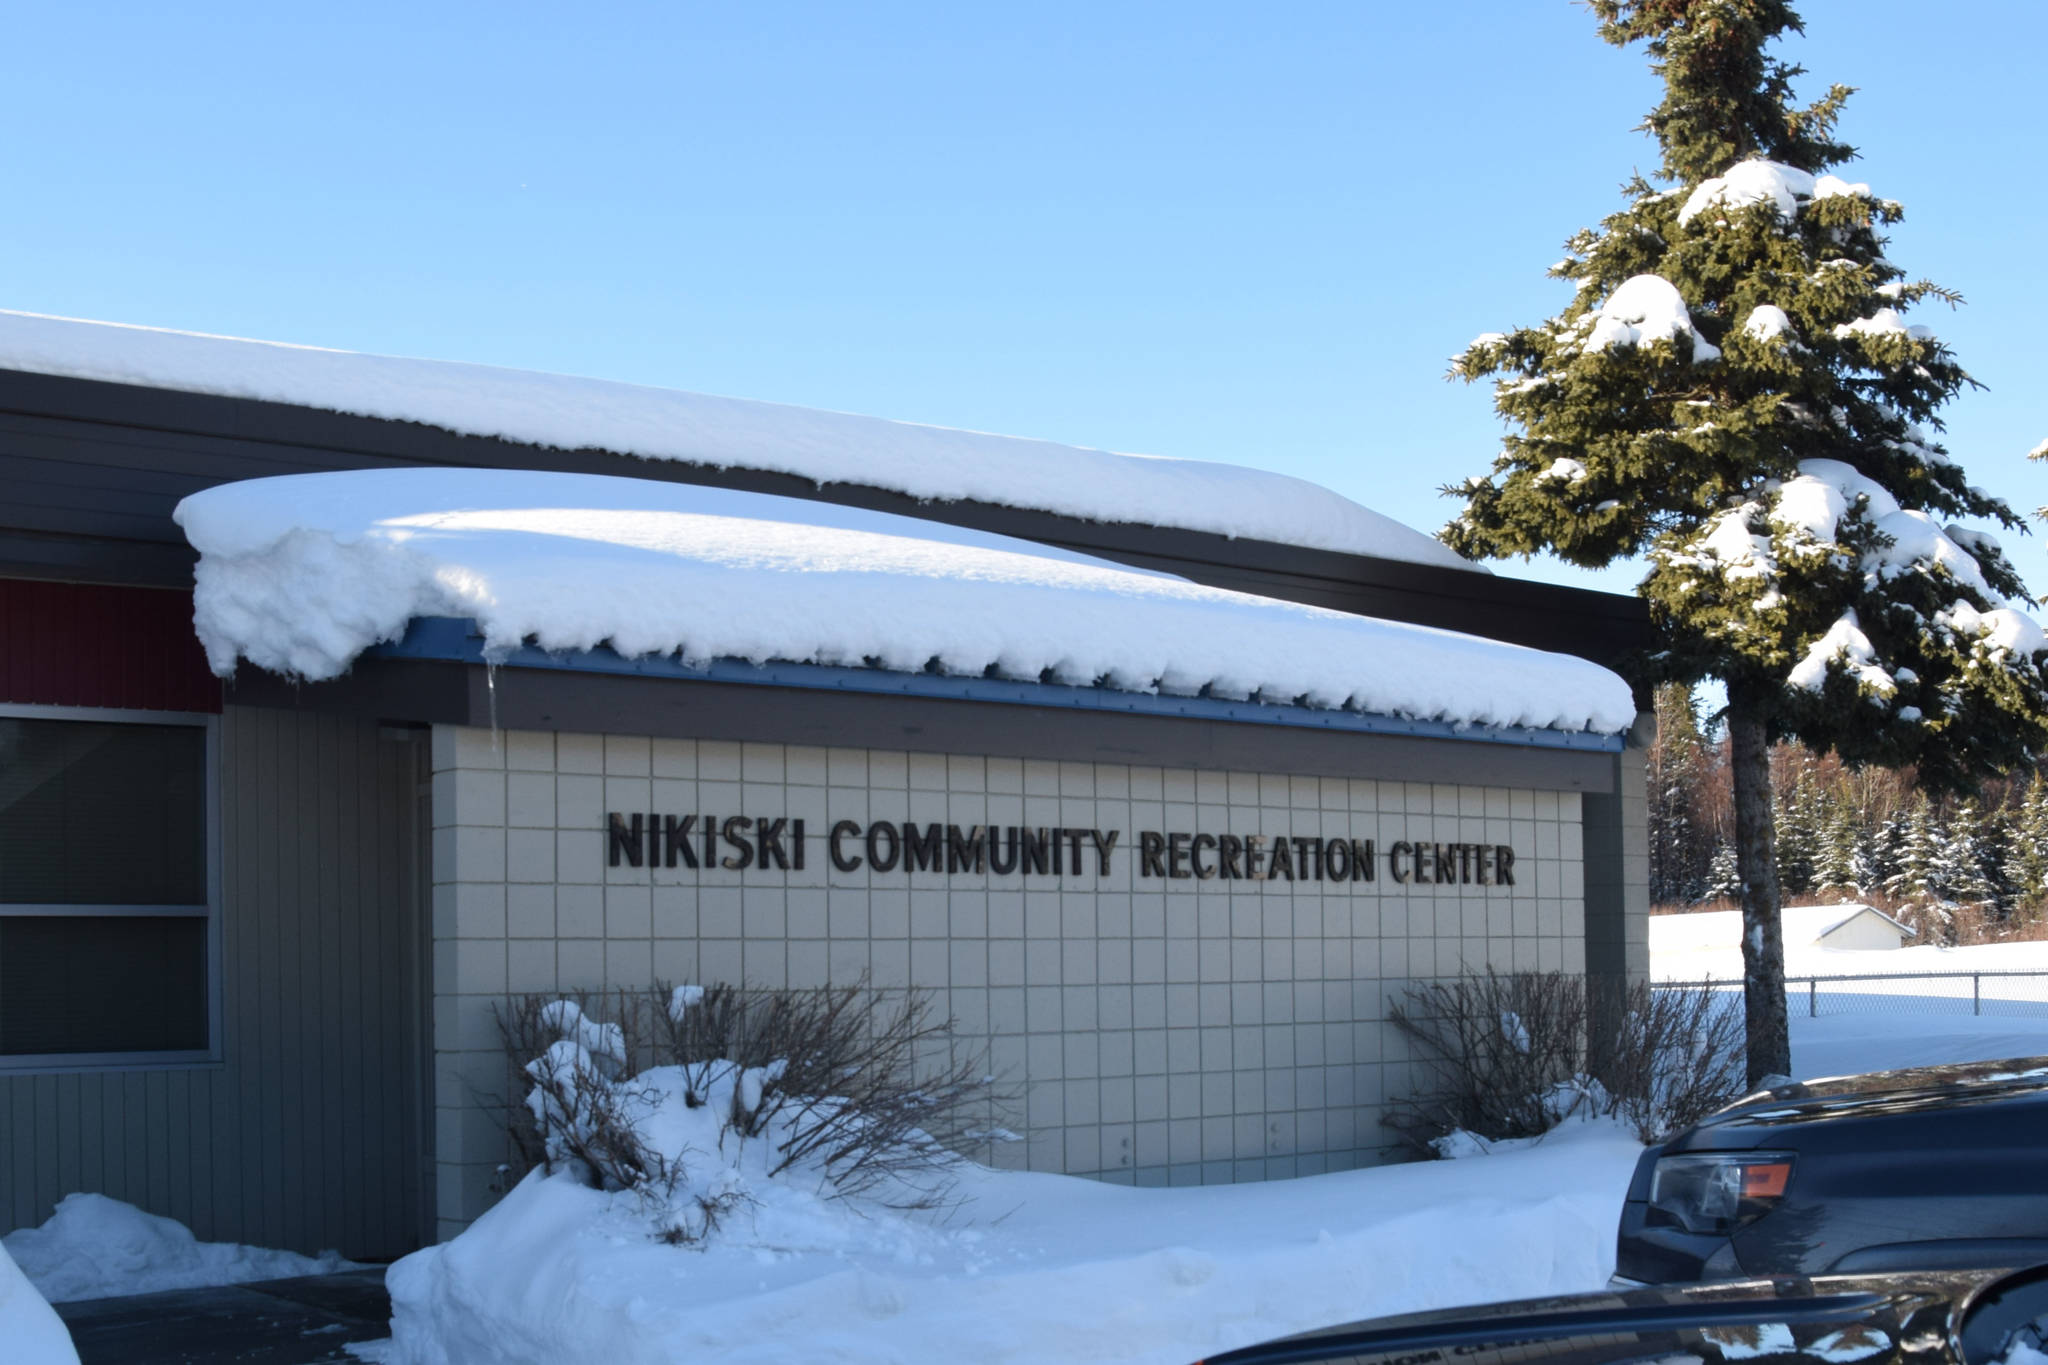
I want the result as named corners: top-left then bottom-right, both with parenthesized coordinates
top-left (53, 1270), bottom-right (391, 1365)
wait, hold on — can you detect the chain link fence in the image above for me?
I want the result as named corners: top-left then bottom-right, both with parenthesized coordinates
top-left (1654, 970), bottom-right (2048, 1018)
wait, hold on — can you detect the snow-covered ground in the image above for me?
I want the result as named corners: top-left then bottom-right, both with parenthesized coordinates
top-left (1654, 907), bottom-right (2048, 1016)
top-left (1654, 913), bottom-right (2048, 1077)
top-left (0, 1238), bottom-right (77, 1365)
top-left (377, 968), bottom-right (2048, 1365)
top-left (384, 1114), bottom-right (1640, 1365)
top-left (14, 933), bottom-right (2047, 1365)
top-left (1793, 1012), bottom-right (2048, 1078)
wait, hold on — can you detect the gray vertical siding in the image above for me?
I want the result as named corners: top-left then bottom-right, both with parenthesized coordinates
top-left (0, 707), bottom-right (430, 1260)
top-left (1583, 712), bottom-right (1653, 988)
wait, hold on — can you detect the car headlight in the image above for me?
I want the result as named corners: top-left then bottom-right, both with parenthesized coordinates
top-left (1647, 1152), bottom-right (1793, 1236)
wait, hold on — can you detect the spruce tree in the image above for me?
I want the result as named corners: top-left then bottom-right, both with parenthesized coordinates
top-left (1885, 795), bottom-right (1944, 918)
top-left (1862, 807), bottom-right (1907, 898)
top-left (1649, 682), bottom-right (1714, 902)
top-left (2005, 775), bottom-right (2048, 917)
top-left (1936, 799), bottom-right (1995, 909)
top-left (1443, 1), bottom-right (2048, 1082)
top-left (1978, 805), bottom-right (2017, 919)
top-left (1704, 841), bottom-right (1743, 904)
top-left (1773, 764), bottom-right (1823, 896)
top-left (1813, 802), bottom-right (1859, 898)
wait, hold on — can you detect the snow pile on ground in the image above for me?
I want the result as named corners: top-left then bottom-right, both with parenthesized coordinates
top-left (386, 1117), bottom-right (1640, 1365)
top-left (174, 468), bottom-right (1635, 734)
top-left (0, 309), bottom-right (1482, 571)
top-left (2, 1193), bottom-right (357, 1303)
top-left (0, 1239), bottom-right (76, 1365)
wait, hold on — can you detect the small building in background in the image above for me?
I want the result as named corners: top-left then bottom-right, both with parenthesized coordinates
top-left (1651, 902), bottom-right (1918, 978)
top-left (1804, 904), bottom-right (1916, 952)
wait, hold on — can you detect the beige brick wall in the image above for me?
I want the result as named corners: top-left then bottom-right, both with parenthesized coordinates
top-left (429, 725), bottom-right (1586, 1237)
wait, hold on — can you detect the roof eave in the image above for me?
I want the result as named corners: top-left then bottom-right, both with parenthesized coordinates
top-left (364, 616), bottom-right (1627, 754)
top-left (0, 364), bottom-right (1654, 697)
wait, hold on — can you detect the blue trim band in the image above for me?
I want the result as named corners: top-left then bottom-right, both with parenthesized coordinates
top-left (365, 616), bottom-right (1625, 753)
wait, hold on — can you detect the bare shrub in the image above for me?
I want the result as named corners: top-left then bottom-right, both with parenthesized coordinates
top-left (491, 989), bottom-right (646, 1181)
top-left (523, 1039), bottom-right (675, 1193)
top-left (1592, 978), bottom-right (1746, 1140)
top-left (1385, 970), bottom-right (1746, 1153)
top-left (1383, 970), bottom-right (1591, 1148)
top-left (648, 979), bottom-right (1001, 1205)
top-left (496, 979), bottom-right (1006, 1224)
top-left (1653, 897), bottom-right (1739, 916)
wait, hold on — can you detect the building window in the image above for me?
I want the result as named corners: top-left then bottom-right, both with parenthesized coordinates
top-left (0, 708), bottom-right (216, 1067)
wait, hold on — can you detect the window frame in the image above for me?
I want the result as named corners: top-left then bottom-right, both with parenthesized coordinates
top-left (0, 702), bottom-right (223, 1073)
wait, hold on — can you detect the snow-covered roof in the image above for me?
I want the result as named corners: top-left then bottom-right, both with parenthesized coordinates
top-left (1652, 903), bottom-right (1915, 959)
top-left (0, 309), bottom-right (1483, 572)
top-left (173, 469), bottom-right (1633, 735)
top-left (1811, 903), bottom-right (1916, 942)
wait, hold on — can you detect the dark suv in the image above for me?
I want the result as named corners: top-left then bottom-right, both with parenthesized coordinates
top-left (1615, 1056), bottom-right (2048, 1284)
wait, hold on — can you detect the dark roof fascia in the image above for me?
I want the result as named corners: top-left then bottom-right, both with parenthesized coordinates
top-left (0, 366), bottom-right (1652, 675)
top-left (371, 615), bottom-right (1626, 754)
top-left (0, 526), bottom-right (196, 586)
top-left (225, 654), bottom-right (1620, 795)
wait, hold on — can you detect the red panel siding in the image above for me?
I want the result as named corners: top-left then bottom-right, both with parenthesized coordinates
top-left (0, 579), bottom-right (221, 713)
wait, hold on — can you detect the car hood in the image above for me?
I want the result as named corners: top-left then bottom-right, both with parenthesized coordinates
top-left (1685, 1055), bottom-right (2048, 1136)
top-left (1200, 1265), bottom-right (2011, 1365)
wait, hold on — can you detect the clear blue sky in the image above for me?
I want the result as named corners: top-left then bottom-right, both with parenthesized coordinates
top-left (5, 2), bottom-right (2044, 597)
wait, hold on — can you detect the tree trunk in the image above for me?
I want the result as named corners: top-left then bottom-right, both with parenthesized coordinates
top-left (1728, 697), bottom-right (1791, 1085)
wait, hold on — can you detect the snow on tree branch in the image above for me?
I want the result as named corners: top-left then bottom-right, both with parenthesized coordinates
top-left (1677, 159), bottom-right (1874, 226)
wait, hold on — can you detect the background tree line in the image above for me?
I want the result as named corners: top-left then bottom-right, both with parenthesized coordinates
top-left (1650, 683), bottom-right (2048, 944)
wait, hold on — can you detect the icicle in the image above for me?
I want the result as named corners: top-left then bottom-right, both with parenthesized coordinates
top-left (485, 660), bottom-right (501, 750)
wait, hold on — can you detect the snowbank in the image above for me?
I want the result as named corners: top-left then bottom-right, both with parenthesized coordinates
top-left (0, 1240), bottom-right (76, 1365)
top-left (386, 969), bottom-right (2048, 1365)
top-left (0, 309), bottom-right (1481, 572)
top-left (386, 1119), bottom-right (1641, 1365)
top-left (2, 1193), bottom-right (357, 1303)
top-left (174, 468), bottom-right (1636, 735)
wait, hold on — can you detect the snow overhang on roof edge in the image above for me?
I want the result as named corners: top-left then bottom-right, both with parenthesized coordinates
top-left (366, 616), bottom-right (1627, 754)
